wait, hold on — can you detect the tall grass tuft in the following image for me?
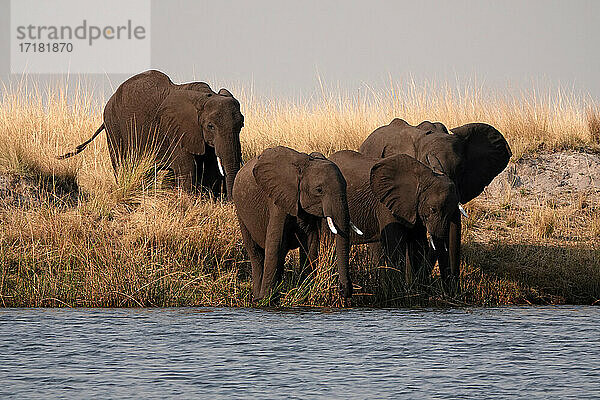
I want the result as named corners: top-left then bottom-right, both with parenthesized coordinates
top-left (586, 106), bottom-right (600, 146)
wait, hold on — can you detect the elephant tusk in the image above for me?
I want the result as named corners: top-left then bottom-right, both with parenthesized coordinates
top-left (429, 237), bottom-right (436, 251)
top-left (444, 243), bottom-right (448, 252)
top-left (350, 221), bottom-right (363, 236)
top-left (217, 157), bottom-right (225, 177)
top-left (326, 217), bottom-right (338, 235)
top-left (458, 204), bottom-right (468, 218)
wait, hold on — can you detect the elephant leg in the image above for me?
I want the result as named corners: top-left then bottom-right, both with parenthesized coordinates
top-left (298, 230), bottom-right (320, 282)
top-left (172, 152), bottom-right (197, 191)
top-left (273, 248), bottom-right (288, 290)
top-left (194, 148), bottom-right (225, 199)
top-left (406, 232), bottom-right (431, 280)
top-left (448, 213), bottom-right (462, 280)
top-left (296, 231), bottom-right (309, 279)
top-left (406, 226), bottom-right (428, 282)
top-left (380, 223), bottom-right (407, 277)
top-left (298, 243), bottom-right (310, 280)
top-left (367, 242), bottom-right (383, 268)
top-left (238, 217), bottom-right (265, 300)
top-left (193, 154), bottom-right (206, 188)
top-left (105, 127), bottom-right (122, 181)
top-left (259, 208), bottom-right (287, 299)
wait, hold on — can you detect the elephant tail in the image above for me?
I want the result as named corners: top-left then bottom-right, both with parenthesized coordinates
top-left (56, 123), bottom-right (105, 159)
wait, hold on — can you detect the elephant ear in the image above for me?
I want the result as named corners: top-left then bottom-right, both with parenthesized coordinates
top-left (218, 88), bottom-right (234, 97)
top-left (451, 123), bottom-right (512, 203)
top-left (370, 154), bottom-right (426, 227)
top-left (253, 146), bottom-right (308, 216)
top-left (417, 120), bottom-right (449, 134)
top-left (157, 91), bottom-right (206, 155)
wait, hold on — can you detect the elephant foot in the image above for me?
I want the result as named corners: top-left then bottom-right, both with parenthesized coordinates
top-left (339, 283), bottom-right (353, 300)
top-left (440, 276), bottom-right (460, 297)
top-left (342, 297), bottom-right (352, 308)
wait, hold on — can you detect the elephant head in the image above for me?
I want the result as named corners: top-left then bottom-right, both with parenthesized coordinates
top-left (253, 146), bottom-right (353, 297)
top-left (369, 154), bottom-right (459, 241)
top-left (415, 121), bottom-right (511, 204)
top-left (158, 88), bottom-right (244, 199)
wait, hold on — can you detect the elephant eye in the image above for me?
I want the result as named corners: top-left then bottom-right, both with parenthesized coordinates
top-left (430, 207), bottom-right (437, 214)
top-left (315, 186), bottom-right (323, 194)
top-left (207, 123), bottom-right (215, 131)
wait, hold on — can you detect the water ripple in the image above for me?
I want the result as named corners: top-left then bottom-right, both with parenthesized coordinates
top-left (0, 307), bottom-right (599, 398)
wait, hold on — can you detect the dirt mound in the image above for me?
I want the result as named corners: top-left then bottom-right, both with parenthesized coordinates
top-left (484, 151), bottom-right (600, 205)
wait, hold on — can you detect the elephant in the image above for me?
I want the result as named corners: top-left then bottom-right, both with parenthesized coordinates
top-left (359, 118), bottom-right (512, 279)
top-left (328, 150), bottom-right (459, 282)
top-left (233, 146), bottom-right (361, 301)
top-left (58, 70), bottom-right (244, 199)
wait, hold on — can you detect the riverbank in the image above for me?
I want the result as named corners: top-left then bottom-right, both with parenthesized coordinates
top-left (1, 81), bottom-right (599, 307)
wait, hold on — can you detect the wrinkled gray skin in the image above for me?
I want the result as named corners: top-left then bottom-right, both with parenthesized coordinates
top-left (360, 119), bottom-right (511, 280)
top-left (58, 70), bottom-right (244, 199)
top-left (329, 150), bottom-right (459, 281)
top-left (233, 146), bottom-right (352, 301)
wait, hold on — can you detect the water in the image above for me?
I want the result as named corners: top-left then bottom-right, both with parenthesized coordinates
top-left (1, 307), bottom-right (599, 399)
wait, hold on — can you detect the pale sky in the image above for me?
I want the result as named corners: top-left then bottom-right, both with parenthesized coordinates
top-left (1, 0), bottom-right (598, 99)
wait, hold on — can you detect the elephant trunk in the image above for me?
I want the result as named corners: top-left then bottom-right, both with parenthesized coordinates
top-left (448, 210), bottom-right (461, 279)
top-left (335, 230), bottom-right (352, 299)
top-left (430, 209), bottom-right (460, 284)
top-left (217, 138), bottom-right (242, 201)
top-left (324, 196), bottom-right (352, 299)
top-left (431, 235), bottom-right (450, 281)
top-left (224, 160), bottom-right (239, 201)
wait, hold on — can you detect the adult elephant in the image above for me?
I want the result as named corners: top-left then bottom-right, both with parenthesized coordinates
top-left (233, 146), bottom-right (361, 301)
top-left (359, 119), bottom-right (512, 279)
top-left (58, 70), bottom-right (244, 199)
top-left (329, 150), bottom-right (459, 282)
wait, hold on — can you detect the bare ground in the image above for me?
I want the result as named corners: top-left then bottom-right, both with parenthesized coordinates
top-left (486, 150), bottom-right (600, 206)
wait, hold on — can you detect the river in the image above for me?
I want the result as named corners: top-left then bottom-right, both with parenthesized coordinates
top-left (1, 307), bottom-right (599, 398)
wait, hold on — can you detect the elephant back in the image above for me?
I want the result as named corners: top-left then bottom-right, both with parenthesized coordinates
top-left (104, 70), bottom-right (176, 131)
top-left (329, 150), bottom-right (376, 190)
top-left (360, 118), bottom-right (422, 159)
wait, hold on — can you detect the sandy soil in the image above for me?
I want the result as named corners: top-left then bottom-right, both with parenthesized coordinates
top-left (485, 150), bottom-right (600, 206)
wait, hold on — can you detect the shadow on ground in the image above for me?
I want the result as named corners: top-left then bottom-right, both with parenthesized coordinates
top-left (462, 242), bottom-right (600, 305)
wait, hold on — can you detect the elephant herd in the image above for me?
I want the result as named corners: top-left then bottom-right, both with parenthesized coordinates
top-left (60, 70), bottom-right (512, 302)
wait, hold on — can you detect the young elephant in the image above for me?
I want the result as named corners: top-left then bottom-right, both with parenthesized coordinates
top-left (328, 150), bottom-right (460, 281)
top-left (233, 146), bottom-right (358, 301)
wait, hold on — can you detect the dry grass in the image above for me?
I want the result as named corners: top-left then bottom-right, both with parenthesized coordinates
top-left (586, 106), bottom-right (600, 146)
top-left (0, 78), bottom-right (599, 307)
